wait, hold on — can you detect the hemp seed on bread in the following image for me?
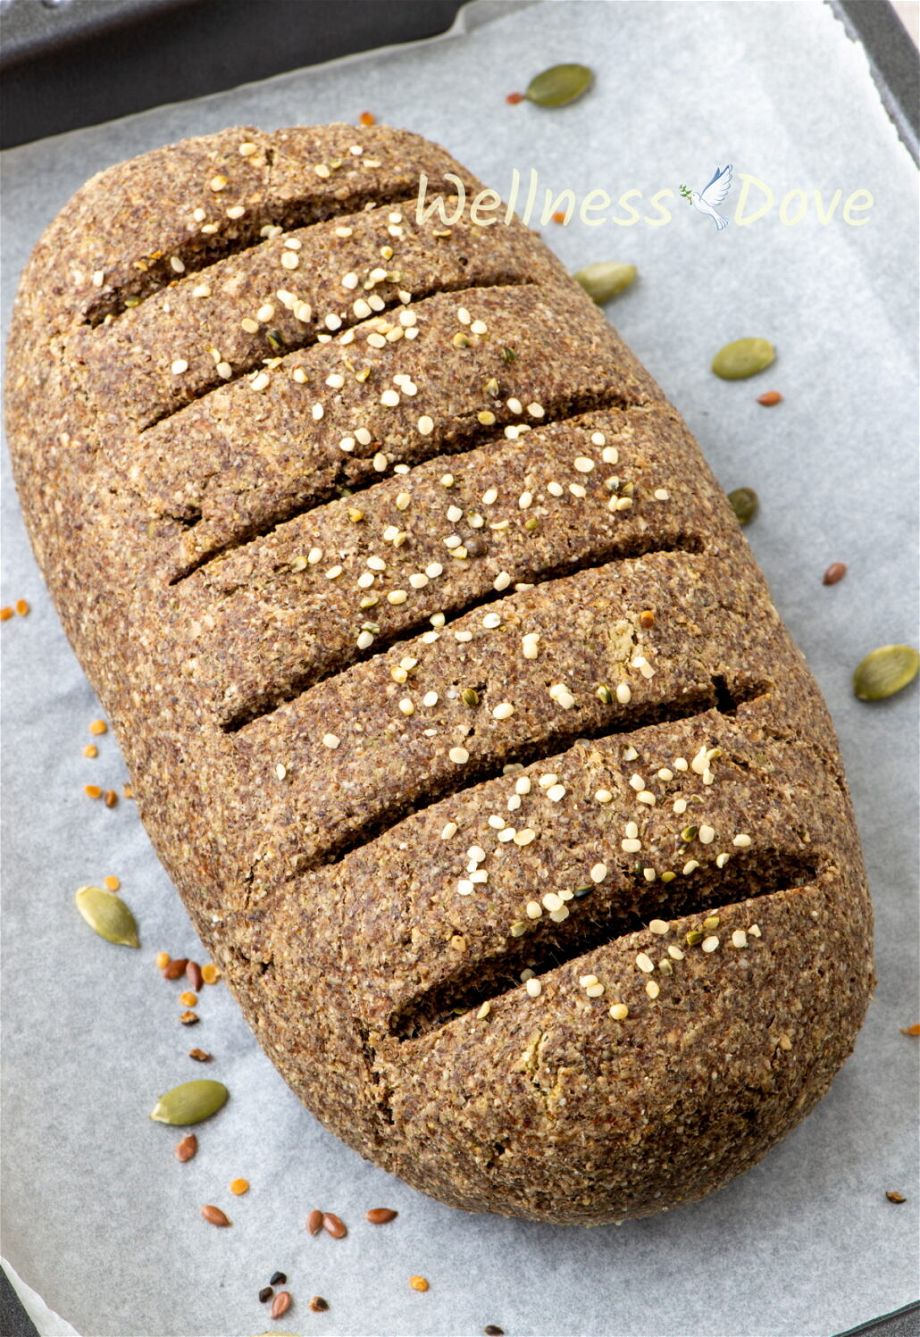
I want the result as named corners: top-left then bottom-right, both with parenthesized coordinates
top-left (5, 125), bottom-right (873, 1224)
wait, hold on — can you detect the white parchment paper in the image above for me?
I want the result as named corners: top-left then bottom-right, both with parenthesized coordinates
top-left (2, 3), bottom-right (918, 1334)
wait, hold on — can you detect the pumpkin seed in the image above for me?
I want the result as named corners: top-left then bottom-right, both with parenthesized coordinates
top-left (525, 63), bottom-right (594, 108)
top-left (74, 885), bottom-right (139, 948)
top-left (728, 487), bottom-right (759, 525)
top-left (150, 1079), bottom-right (229, 1126)
top-left (853, 645), bottom-right (920, 702)
top-left (573, 261), bottom-right (637, 304)
top-left (712, 338), bottom-right (775, 380)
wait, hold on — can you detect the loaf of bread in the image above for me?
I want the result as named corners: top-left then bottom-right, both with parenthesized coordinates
top-left (5, 125), bottom-right (873, 1224)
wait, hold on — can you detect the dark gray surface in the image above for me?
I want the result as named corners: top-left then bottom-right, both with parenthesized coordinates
top-left (1, 1266), bottom-right (38, 1337)
top-left (834, 0), bottom-right (920, 162)
top-left (0, 0), bottom-right (470, 147)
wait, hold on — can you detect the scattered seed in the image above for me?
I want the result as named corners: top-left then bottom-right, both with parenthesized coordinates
top-left (230, 1178), bottom-right (250, 1195)
top-left (756, 390), bottom-right (783, 406)
top-left (83, 744), bottom-right (98, 758)
top-left (822, 561), bottom-right (847, 586)
top-left (853, 645), bottom-right (919, 701)
top-left (150, 1079), bottom-right (228, 1126)
top-left (359, 111), bottom-right (376, 126)
top-left (188, 1048), bottom-right (211, 1062)
top-left (201, 1204), bottom-right (231, 1227)
top-left (271, 1292), bottom-right (292, 1319)
top-left (201, 963), bottom-right (220, 984)
top-left (525, 62), bottom-right (594, 107)
top-left (186, 960), bottom-right (204, 991)
top-left (307, 1208), bottom-right (324, 1235)
top-left (89, 719), bottom-right (108, 736)
top-left (310, 1297), bottom-right (329, 1312)
top-left (409, 1276), bottom-right (430, 1292)
top-left (366, 1207), bottom-right (398, 1224)
top-left (270, 1272), bottom-right (287, 1286)
top-left (728, 487), bottom-right (758, 525)
top-left (175, 1134), bottom-right (198, 1162)
top-left (102, 875), bottom-right (120, 891)
top-left (573, 261), bottom-right (637, 304)
top-left (505, 91), bottom-right (525, 104)
top-left (551, 211), bottom-right (567, 224)
top-left (14, 599), bottom-right (30, 616)
top-left (103, 790), bottom-right (118, 808)
top-left (886, 1190), bottom-right (907, 1203)
top-left (155, 951), bottom-right (170, 970)
top-left (74, 885), bottom-right (139, 948)
top-left (899, 1024), bottom-right (920, 1036)
top-left (84, 784), bottom-right (102, 799)
top-left (484, 1327), bottom-right (504, 1336)
top-left (259, 1287), bottom-right (274, 1304)
top-left (163, 957), bottom-right (188, 979)
top-left (712, 337), bottom-right (775, 380)
top-left (0, 607), bottom-right (12, 621)
top-left (323, 1211), bottom-right (347, 1239)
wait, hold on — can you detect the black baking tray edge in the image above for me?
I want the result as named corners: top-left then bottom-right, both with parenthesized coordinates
top-left (0, 1), bottom-right (918, 1334)
top-left (0, 0), bottom-right (472, 149)
top-left (832, 0), bottom-right (920, 163)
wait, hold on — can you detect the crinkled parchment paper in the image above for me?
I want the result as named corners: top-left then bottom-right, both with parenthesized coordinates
top-left (2, 2), bottom-right (917, 1334)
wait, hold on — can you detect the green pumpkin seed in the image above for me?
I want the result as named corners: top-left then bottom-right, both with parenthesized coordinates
top-left (74, 885), bottom-right (139, 948)
top-left (150, 1079), bottom-right (229, 1126)
top-left (712, 338), bottom-right (776, 380)
top-left (728, 487), bottom-right (759, 525)
top-left (853, 645), bottom-right (920, 702)
top-left (525, 63), bottom-right (594, 108)
top-left (573, 261), bottom-right (637, 304)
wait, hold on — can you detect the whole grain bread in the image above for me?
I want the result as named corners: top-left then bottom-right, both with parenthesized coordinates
top-left (5, 124), bottom-right (873, 1225)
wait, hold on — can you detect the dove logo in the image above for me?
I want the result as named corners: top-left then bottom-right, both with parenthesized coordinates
top-left (679, 165), bottom-right (733, 232)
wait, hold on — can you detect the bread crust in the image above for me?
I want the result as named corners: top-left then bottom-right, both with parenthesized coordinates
top-left (4, 124), bottom-right (873, 1224)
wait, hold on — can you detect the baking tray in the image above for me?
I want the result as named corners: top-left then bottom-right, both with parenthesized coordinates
top-left (0, 1), bottom-right (917, 1334)
top-left (0, 0), bottom-right (472, 148)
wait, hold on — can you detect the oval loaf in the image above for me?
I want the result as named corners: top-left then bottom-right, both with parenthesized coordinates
top-left (4, 124), bottom-right (874, 1225)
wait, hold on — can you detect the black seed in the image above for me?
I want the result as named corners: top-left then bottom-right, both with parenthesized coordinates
top-left (259, 1286), bottom-right (274, 1303)
top-left (485, 1327), bottom-right (505, 1335)
top-left (269, 1271), bottom-right (287, 1286)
